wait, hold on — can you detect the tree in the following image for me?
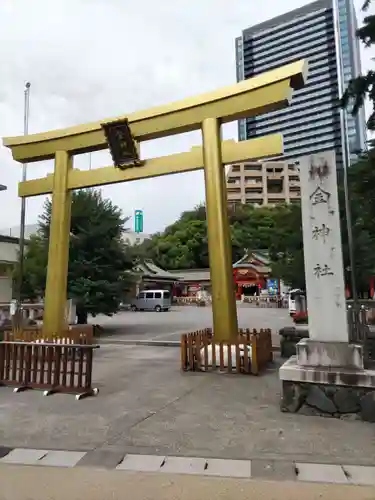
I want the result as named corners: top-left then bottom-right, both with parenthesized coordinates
top-left (17, 235), bottom-right (48, 301)
top-left (267, 162), bottom-right (375, 293)
top-left (230, 204), bottom-right (287, 263)
top-left (140, 167), bottom-right (375, 294)
top-left (342, 0), bottom-right (375, 132)
top-left (268, 203), bottom-right (305, 290)
top-left (340, 0), bottom-right (375, 295)
top-left (142, 204), bottom-right (279, 270)
top-left (142, 202), bottom-right (305, 279)
top-left (344, 147), bottom-right (375, 292)
top-left (21, 189), bottom-right (134, 323)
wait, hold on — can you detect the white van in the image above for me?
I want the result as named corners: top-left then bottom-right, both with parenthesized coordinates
top-left (131, 290), bottom-right (171, 312)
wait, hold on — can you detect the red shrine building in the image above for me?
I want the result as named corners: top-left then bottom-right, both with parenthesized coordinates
top-left (170, 251), bottom-right (282, 299)
top-left (232, 251), bottom-right (281, 299)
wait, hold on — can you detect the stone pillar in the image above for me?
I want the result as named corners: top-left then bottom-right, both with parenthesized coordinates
top-left (279, 151), bottom-right (375, 422)
top-left (299, 150), bottom-right (348, 343)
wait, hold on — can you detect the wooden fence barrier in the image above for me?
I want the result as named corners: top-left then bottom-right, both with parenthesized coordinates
top-left (0, 341), bottom-right (99, 400)
top-left (181, 328), bottom-right (273, 375)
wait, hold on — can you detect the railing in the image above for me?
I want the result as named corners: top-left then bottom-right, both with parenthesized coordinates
top-left (242, 296), bottom-right (287, 308)
top-left (181, 328), bottom-right (273, 375)
top-left (175, 297), bottom-right (198, 305)
top-left (347, 306), bottom-right (368, 344)
top-left (0, 341), bottom-right (99, 400)
top-left (0, 302), bottom-right (44, 321)
top-left (175, 297), bottom-right (212, 306)
top-left (347, 305), bottom-right (371, 366)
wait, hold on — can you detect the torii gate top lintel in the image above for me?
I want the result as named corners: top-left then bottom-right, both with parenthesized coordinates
top-left (3, 59), bottom-right (307, 164)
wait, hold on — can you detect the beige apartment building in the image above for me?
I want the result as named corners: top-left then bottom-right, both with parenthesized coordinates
top-left (226, 161), bottom-right (301, 208)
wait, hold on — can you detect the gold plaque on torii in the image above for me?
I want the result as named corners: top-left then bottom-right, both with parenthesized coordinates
top-left (101, 118), bottom-right (143, 169)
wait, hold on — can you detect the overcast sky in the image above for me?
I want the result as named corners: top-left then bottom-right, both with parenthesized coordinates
top-left (0, 0), bottom-right (373, 235)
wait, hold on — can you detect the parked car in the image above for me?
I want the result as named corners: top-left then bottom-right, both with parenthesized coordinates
top-left (130, 290), bottom-right (171, 312)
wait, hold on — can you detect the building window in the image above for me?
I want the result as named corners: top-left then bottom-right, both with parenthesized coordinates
top-left (267, 179), bottom-right (283, 194)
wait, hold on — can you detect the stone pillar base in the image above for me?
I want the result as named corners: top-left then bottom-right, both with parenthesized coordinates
top-left (280, 356), bottom-right (375, 422)
top-left (296, 338), bottom-right (364, 369)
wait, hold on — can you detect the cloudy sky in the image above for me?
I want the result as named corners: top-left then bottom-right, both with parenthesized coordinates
top-left (0, 0), bottom-right (372, 235)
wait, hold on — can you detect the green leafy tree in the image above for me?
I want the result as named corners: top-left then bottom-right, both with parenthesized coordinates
top-left (21, 189), bottom-right (134, 323)
top-left (268, 166), bottom-right (375, 294)
top-left (268, 203), bottom-right (305, 289)
top-left (16, 235), bottom-right (48, 301)
top-left (142, 205), bottom-right (247, 270)
top-left (142, 202), bottom-right (302, 274)
top-left (342, 0), bottom-right (375, 131)
top-left (230, 204), bottom-right (286, 262)
top-left (140, 169), bottom-right (375, 294)
top-left (344, 147), bottom-right (375, 292)
top-left (340, 0), bottom-right (375, 295)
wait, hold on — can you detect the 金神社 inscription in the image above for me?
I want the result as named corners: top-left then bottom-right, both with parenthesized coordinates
top-left (299, 151), bottom-right (349, 342)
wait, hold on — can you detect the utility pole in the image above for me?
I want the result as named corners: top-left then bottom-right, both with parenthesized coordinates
top-left (15, 82), bottom-right (31, 317)
top-left (332, 0), bottom-right (357, 304)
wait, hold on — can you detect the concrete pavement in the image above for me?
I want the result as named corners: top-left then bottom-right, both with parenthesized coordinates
top-left (0, 465), bottom-right (374, 500)
top-left (0, 344), bottom-right (374, 465)
top-left (90, 305), bottom-right (292, 346)
top-left (0, 307), bottom-right (373, 492)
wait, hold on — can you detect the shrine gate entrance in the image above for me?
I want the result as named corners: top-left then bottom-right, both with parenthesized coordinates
top-left (3, 60), bottom-right (307, 342)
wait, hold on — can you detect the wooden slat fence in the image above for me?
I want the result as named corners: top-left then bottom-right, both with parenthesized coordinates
top-left (0, 341), bottom-right (99, 399)
top-left (181, 328), bottom-right (273, 375)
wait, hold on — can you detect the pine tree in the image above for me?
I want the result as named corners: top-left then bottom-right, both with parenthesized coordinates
top-left (21, 189), bottom-right (134, 323)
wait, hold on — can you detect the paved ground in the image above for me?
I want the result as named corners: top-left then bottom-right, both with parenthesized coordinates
top-left (1, 465), bottom-right (374, 500)
top-left (90, 305), bottom-right (293, 346)
top-left (1, 305), bottom-right (373, 493)
top-left (0, 343), bottom-right (374, 467)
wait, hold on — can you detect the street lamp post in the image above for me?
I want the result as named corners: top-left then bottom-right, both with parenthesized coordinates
top-left (332, 0), bottom-right (357, 305)
top-left (15, 82), bottom-right (31, 315)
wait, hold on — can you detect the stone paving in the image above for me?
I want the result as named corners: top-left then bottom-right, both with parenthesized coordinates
top-left (1, 448), bottom-right (375, 486)
top-left (0, 342), bottom-right (374, 473)
top-left (90, 305), bottom-right (292, 346)
top-left (0, 307), bottom-right (373, 487)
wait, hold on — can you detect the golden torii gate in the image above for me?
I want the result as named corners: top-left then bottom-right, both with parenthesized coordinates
top-left (3, 60), bottom-right (307, 342)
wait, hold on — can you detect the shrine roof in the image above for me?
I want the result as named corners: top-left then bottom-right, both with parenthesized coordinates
top-left (133, 260), bottom-right (181, 281)
top-left (167, 268), bottom-right (211, 282)
top-left (233, 250), bottom-right (270, 268)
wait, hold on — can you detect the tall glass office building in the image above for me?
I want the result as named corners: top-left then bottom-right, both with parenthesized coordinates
top-left (235, 0), bottom-right (367, 166)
